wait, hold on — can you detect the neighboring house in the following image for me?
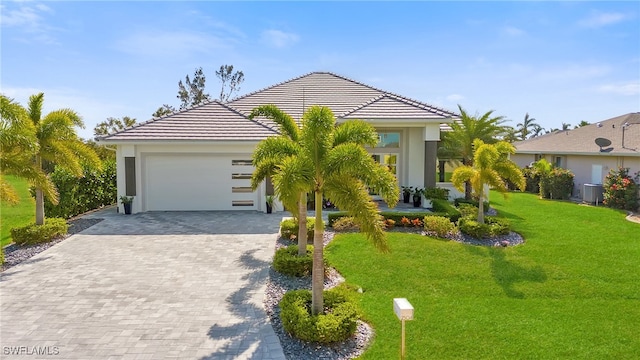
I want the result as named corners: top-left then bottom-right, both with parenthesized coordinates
top-left (512, 112), bottom-right (640, 199)
top-left (98, 72), bottom-right (458, 213)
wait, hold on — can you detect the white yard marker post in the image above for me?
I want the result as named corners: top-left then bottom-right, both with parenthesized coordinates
top-left (393, 298), bottom-right (414, 360)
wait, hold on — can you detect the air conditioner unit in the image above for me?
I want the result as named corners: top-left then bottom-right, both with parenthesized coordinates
top-left (583, 184), bottom-right (604, 204)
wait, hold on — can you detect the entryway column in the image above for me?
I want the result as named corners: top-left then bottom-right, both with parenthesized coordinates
top-left (423, 124), bottom-right (441, 189)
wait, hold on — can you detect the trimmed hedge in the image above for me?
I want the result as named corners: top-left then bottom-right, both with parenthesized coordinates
top-left (457, 216), bottom-right (511, 238)
top-left (40, 161), bottom-right (117, 219)
top-left (539, 168), bottom-right (574, 200)
top-left (454, 197), bottom-right (490, 211)
top-left (273, 245), bottom-right (314, 277)
top-left (328, 208), bottom-right (460, 228)
top-left (11, 218), bottom-right (69, 246)
top-left (280, 217), bottom-right (321, 242)
top-left (279, 284), bottom-right (360, 343)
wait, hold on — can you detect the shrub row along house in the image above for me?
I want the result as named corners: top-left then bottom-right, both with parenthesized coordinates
top-left (512, 113), bottom-right (640, 201)
top-left (98, 72), bottom-right (459, 213)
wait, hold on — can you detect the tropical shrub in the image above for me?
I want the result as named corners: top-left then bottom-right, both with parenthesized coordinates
top-left (458, 203), bottom-right (478, 218)
top-left (423, 187), bottom-right (450, 200)
top-left (423, 215), bottom-right (456, 238)
top-left (458, 216), bottom-right (510, 238)
top-left (431, 199), bottom-right (461, 222)
top-left (11, 218), bottom-right (68, 246)
top-left (384, 219), bottom-right (396, 229)
top-left (603, 167), bottom-right (639, 211)
top-left (332, 216), bottom-right (359, 231)
top-left (280, 217), bottom-right (319, 241)
top-left (273, 245), bottom-right (314, 277)
top-left (279, 284), bottom-right (360, 343)
top-left (522, 166), bottom-right (541, 194)
top-left (39, 161), bottom-right (117, 219)
top-left (454, 197), bottom-right (489, 211)
top-left (539, 168), bottom-right (574, 200)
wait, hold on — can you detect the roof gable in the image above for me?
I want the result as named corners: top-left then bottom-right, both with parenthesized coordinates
top-left (341, 94), bottom-right (451, 119)
top-left (100, 101), bottom-right (277, 141)
top-left (515, 113), bottom-right (640, 156)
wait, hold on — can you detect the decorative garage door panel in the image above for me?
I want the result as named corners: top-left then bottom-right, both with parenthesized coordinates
top-left (144, 154), bottom-right (256, 211)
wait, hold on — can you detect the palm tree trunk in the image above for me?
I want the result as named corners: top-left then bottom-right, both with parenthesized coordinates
top-left (465, 181), bottom-right (472, 200)
top-left (477, 187), bottom-right (485, 224)
top-left (311, 190), bottom-right (324, 315)
top-left (297, 192), bottom-right (308, 256)
top-left (35, 155), bottom-right (45, 225)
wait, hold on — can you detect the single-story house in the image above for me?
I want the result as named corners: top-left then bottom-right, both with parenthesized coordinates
top-left (512, 112), bottom-right (640, 200)
top-left (99, 72), bottom-right (459, 213)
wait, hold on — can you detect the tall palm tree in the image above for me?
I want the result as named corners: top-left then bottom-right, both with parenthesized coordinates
top-left (26, 93), bottom-right (101, 224)
top-left (516, 113), bottom-right (538, 140)
top-left (259, 105), bottom-right (399, 315)
top-left (451, 139), bottom-right (525, 223)
top-left (0, 95), bottom-right (56, 206)
top-left (438, 105), bottom-right (507, 199)
top-left (249, 105), bottom-right (308, 256)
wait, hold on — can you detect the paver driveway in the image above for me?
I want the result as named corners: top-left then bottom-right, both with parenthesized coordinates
top-left (1, 209), bottom-right (286, 360)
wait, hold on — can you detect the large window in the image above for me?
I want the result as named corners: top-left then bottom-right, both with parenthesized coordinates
top-left (377, 132), bottom-right (400, 148)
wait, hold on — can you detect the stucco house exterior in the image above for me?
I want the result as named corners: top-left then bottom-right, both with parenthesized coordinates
top-left (512, 112), bottom-right (640, 200)
top-left (99, 72), bottom-right (459, 214)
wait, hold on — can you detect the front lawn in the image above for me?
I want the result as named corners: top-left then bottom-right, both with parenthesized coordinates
top-left (1, 176), bottom-right (35, 246)
top-left (326, 191), bottom-right (639, 359)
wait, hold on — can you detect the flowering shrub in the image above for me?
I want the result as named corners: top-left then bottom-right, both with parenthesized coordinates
top-left (603, 167), bottom-right (639, 211)
top-left (384, 219), bottom-right (396, 229)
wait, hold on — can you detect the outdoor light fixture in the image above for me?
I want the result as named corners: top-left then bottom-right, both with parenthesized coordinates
top-left (393, 298), bottom-right (414, 360)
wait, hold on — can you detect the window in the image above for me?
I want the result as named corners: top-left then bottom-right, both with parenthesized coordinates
top-left (232, 160), bottom-right (252, 166)
top-left (232, 173), bottom-right (252, 179)
top-left (125, 157), bottom-right (136, 196)
top-left (376, 132), bottom-right (400, 148)
top-left (232, 200), bottom-right (254, 207)
top-left (232, 186), bottom-right (253, 193)
top-left (554, 156), bottom-right (564, 168)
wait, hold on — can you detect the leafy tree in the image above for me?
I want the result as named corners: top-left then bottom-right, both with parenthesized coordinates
top-left (451, 139), bottom-right (525, 223)
top-left (516, 113), bottom-right (539, 140)
top-left (93, 116), bottom-right (137, 137)
top-left (0, 95), bottom-right (55, 205)
top-left (26, 93), bottom-right (101, 225)
top-left (255, 105), bottom-right (398, 315)
top-left (216, 65), bottom-right (244, 102)
top-left (177, 67), bottom-right (211, 110)
top-left (438, 105), bottom-right (507, 199)
top-left (501, 126), bottom-right (520, 143)
top-left (575, 120), bottom-right (590, 128)
top-left (248, 105), bottom-right (309, 256)
top-left (152, 104), bottom-right (176, 117)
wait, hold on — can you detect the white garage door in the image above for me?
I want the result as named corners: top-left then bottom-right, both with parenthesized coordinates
top-left (144, 154), bottom-right (257, 211)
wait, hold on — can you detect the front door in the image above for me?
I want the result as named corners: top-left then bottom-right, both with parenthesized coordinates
top-left (370, 153), bottom-right (398, 198)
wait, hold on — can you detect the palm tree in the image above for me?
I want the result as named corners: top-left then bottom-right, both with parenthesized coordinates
top-left (0, 95), bottom-right (56, 206)
top-left (451, 139), bottom-right (525, 223)
top-left (516, 113), bottom-right (538, 140)
top-left (561, 122), bottom-right (571, 131)
top-left (248, 105), bottom-right (308, 256)
top-left (438, 105), bottom-right (507, 199)
top-left (531, 124), bottom-right (544, 138)
top-left (26, 93), bottom-right (101, 224)
top-left (258, 105), bottom-right (399, 315)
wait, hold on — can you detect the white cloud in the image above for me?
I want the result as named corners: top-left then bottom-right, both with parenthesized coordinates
top-left (0, 2), bottom-right (56, 43)
top-left (261, 29), bottom-right (299, 48)
top-left (597, 82), bottom-right (640, 96)
top-left (502, 26), bottom-right (525, 37)
top-left (446, 94), bottom-right (465, 102)
top-left (579, 12), bottom-right (629, 28)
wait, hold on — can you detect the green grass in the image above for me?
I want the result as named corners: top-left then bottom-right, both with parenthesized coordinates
top-left (326, 191), bottom-right (640, 359)
top-left (1, 176), bottom-right (35, 246)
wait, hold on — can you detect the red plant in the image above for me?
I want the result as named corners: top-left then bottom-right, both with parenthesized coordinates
top-left (401, 217), bottom-right (411, 227)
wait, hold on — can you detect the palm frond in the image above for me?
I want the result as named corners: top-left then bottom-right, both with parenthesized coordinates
top-left (248, 104), bottom-right (299, 141)
top-left (27, 93), bottom-right (44, 126)
top-left (333, 119), bottom-right (378, 147)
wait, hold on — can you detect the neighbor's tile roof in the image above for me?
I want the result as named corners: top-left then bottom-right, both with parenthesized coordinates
top-left (514, 112), bottom-right (640, 156)
top-left (100, 71), bottom-right (457, 142)
top-left (100, 101), bottom-right (277, 141)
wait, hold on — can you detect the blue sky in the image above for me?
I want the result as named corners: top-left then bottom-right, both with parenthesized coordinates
top-left (2, 1), bottom-right (639, 140)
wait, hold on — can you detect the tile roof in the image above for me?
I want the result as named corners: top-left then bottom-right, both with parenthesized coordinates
top-left (230, 72), bottom-right (457, 121)
top-left (514, 112), bottom-right (640, 156)
top-left (99, 71), bottom-right (458, 142)
top-left (99, 101), bottom-right (277, 141)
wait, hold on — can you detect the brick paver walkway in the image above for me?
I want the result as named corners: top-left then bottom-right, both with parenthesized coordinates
top-left (1, 209), bottom-right (286, 359)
